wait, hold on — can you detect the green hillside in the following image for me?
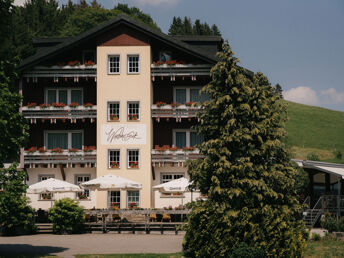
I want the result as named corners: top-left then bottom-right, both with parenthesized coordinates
top-left (284, 101), bottom-right (344, 163)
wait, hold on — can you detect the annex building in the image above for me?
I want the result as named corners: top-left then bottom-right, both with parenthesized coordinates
top-left (19, 14), bottom-right (222, 210)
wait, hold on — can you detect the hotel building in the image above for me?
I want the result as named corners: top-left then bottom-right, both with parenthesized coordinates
top-left (19, 15), bottom-right (222, 210)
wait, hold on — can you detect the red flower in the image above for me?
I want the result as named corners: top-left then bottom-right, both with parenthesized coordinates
top-left (26, 103), bottom-right (37, 108)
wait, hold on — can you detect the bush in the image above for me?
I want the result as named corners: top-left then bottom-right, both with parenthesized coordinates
top-left (307, 153), bottom-right (319, 161)
top-left (321, 214), bottom-right (338, 233)
top-left (0, 164), bottom-right (37, 236)
top-left (334, 151), bottom-right (342, 160)
top-left (230, 243), bottom-right (265, 258)
top-left (49, 198), bottom-right (85, 234)
top-left (311, 233), bottom-right (321, 241)
top-left (336, 217), bottom-right (344, 232)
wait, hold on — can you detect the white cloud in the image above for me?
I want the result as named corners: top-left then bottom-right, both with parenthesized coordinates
top-left (13, 0), bottom-right (26, 6)
top-left (283, 86), bottom-right (319, 106)
top-left (320, 88), bottom-right (344, 104)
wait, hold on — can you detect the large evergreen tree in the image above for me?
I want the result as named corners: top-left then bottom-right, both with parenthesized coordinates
top-left (183, 41), bottom-right (307, 257)
top-left (168, 16), bottom-right (221, 36)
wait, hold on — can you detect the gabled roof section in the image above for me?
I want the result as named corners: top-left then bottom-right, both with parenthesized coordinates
top-left (19, 14), bottom-right (218, 71)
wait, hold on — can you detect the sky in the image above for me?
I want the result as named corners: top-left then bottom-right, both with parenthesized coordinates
top-left (14, 0), bottom-right (344, 111)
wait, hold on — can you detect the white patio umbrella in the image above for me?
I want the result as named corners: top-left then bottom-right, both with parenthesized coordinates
top-left (27, 178), bottom-right (82, 207)
top-left (80, 174), bottom-right (142, 191)
top-left (153, 177), bottom-right (192, 205)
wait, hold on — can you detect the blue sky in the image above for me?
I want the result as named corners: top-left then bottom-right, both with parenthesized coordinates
top-left (15, 0), bottom-right (344, 111)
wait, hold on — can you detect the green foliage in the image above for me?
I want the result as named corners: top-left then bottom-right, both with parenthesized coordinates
top-left (168, 16), bottom-right (221, 36)
top-left (0, 164), bottom-right (36, 235)
top-left (293, 165), bottom-right (309, 198)
top-left (334, 151), bottom-right (342, 160)
top-left (183, 41), bottom-right (307, 257)
top-left (274, 83), bottom-right (283, 98)
top-left (49, 198), bottom-right (85, 234)
top-left (321, 213), bottom-right (338, 233)
top-left (336, 216), bottom-right (344, 232)
top-left (311, 233), bottom-right (321, 241)
top-left (229, 243), bottom-right (265, 258)
top-left (307, 153), bottom-right (319, 161)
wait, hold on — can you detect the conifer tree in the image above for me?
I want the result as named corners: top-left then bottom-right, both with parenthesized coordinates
top-left (211, 24), bottom-right (221, 36)
top-left (183, 41), bottom-right (307, 257)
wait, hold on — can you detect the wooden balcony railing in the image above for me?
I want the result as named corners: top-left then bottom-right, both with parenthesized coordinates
top-left (151, 148), bottom-right (203, 166)
top-left (151, 104), bottom-right (201, 122)
top-left (22, 106), bottom-right (97, 123)
top-left (24, 149), bottom-right (96, 166)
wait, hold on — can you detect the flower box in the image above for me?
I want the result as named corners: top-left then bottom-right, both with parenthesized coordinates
top-left (84, 103), bottom-right (94, 108)
top-left (26, 147), bottom-right (37, 153)
top-left (110, 114), bottom-right (119, 121)
top-left (41, 193), bottom-right (53, 200)
top-left (52, 102), bottom-right (66, 108)
top-left (83, 146), bottom-right (96, 152)
top-left (129, 161), bottom-right (139, 168)
top-left (69, 102), bottom-right (79, 108)
top-left (39, 103), bottom-right (48, 109)
top-left (84, 60), bottom-right (95, 66)
top-left (110, 162), bottom-right (120, 168)
top-left (67, 60), bottom-right (81, 66)
top-left (68, 148), bottom-right (79, 153)
top-left (26, 103), bottom-right (37, 108)
top-left (156, 101), bottom-right (167, 108)
top-left (38, 147), bottom-right (47, 153)
top-left (51, 147), bottom-right (63, 153)
top-left (182, 146), bottom-right (194, 152)
top-left (171, 102), bottom-right (181, 108)
top-left (128, 114), bottom-right (138, 121)
top-left (78, 193), bottom-right (88, 200)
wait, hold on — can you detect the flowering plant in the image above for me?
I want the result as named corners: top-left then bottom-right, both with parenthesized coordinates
top-left (78, 192), bottom-right (88, 199)
top-left (38, 147), bottom-right (47, 153)
top-left (84, 60), bottom-right (95, 66)
top-left (52, 102), bottom-right (66, 108)
top-left (26, 147), bottom-right (37, 153)
top-left (152, 60), bottom-right (186, 66)
top-left (128, 114), bottom-right (138, 120)
top-left (169, 146), bottom-right (179, 151)
top-left (41, 193), bottom-right (53, 200)
top-left (156, 101), bottom-right (166, 107)
top-left (68, 148), bottom-right (79, 153)
top-left (110, 114), bottom-right (119, 121)
top-left (26, 103), bottom-right (37, 108)
top-left (51, 147), bottom-right (63, 153)
top-left (67, 60), bottom-right (81, 66)
top-left (83, 146), bottom-right (96, 152)
top-left (182, 146), bottom-right (194, 151)
top-left (83, 103), bottom-right (93, 108)
top-left (69, 102), bottom-right (79, 108)
top-left (129, 161), bottom-right (139, 168)
top-left (171, 102), bottom-right (181, 108)
top-left (39, 103), bottom-right (48, 109)
top-left (110, 161), bottom-right (120, 168)
top-left (185, 102), bottom-right (195, 107)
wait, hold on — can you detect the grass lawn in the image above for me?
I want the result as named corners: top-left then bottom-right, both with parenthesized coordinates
top-left (305, 237), bottom-right (344, 258)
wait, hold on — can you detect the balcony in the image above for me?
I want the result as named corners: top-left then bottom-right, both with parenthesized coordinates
top-left (22, 104), bottom-right (97, 124)
top-left (24, 147), bottom-right (96, 167)
top-left (151, 103), bottom-right (201, 122)
top-left (151, 146), bottom-right (203, 166)
top-left (151, 63), bottom-right (212, 80)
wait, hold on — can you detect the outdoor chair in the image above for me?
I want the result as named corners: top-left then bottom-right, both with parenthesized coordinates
top-left (162, 213), bottom-right (171, 222)
top-left (112, 214), bottom-right (121, 222)
top-left (149, 213), bottom-right (157, 222)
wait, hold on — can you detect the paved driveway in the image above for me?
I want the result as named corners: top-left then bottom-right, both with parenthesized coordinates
top-left (0, 232), bottom-right (184, 257)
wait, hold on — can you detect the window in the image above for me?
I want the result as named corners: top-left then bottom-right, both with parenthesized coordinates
top-left (38, 175), bottom-right (54, 200)
top-left (173, 130), bottom-right (203, 148)
top-left (108, 55), bottom-right (120, 74)
top-left (108, 149), bottom-right (120, 168)
top-left (127, 191), bottom-right (140, 207)
top-left (107, 102), bottom-right (120, 121)
top-left (75, 175), bottom-right (90, 199)
top-left (108, 191), bottom-right (120, 208)
top-left (174, 87), bottom-right (209, 104)
top-left (161, 173), bottom-right (185, 184)
top-left (127, 55), bottom-right (139, 74)
top-left (45, 130), bottom-right (83, 150)
top-left (45, 88), bottom-right (83, 105)
top-left (127, 101), bottom-right (140, 120)
top-left (127, 149), bottom-right (139, 168)
top-left (83, 50), bottom-right (96, 63)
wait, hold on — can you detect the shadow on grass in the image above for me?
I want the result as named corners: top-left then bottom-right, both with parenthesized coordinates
top-left (0, 244), bottom-right (68, 257)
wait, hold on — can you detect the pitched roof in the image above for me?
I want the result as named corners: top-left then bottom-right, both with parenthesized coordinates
top-left (19, 14), bottom-right (218, 71)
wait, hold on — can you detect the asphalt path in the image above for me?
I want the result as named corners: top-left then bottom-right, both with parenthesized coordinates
top-left (0, 232), bottom-right (184, 257)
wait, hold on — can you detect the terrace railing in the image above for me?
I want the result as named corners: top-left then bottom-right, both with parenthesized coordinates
top-left (151, 148), bottom-right (203, 166)
top-left (151, 104), bottom-right (201, 121)
top-left (22, 106), bottom-right (97, 123)
top-left (24, 149), bottom-right (96, 166)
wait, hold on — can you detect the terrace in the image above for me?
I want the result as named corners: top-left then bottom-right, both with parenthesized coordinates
top-left (151, 102), bottom-right (201, 122)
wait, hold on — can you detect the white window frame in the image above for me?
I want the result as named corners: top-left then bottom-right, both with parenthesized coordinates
top-left (127, 149), bottom-right (140, 169)
top-left (107, 101), bottom-right (120, 121)
top-left (45, 88), bottom-right (83, 105)
top-left (127, 190), bottom-right (140, 207)
top-left (160, 173), bottom-right (185, 184)
top-left (38, 174), bottom-right (55, 182)
top-left (108, 55), bottom-right (120, 75)
top-left (173, 86), bottom-right (203, 103)
top-left (108, 191), bottom-right (121, 208)
top-left (82, 50), bottom-right (96, 64)
top-left (108, 149), bottom-right (121, 169)
top-left (127, 101), bottom-right (140, 121)
top-left (44, 130), bottom-right (84, 149)
top-left (127, 54), bottom-right (140, 74)
top-left (172, 129), bottom-right (197, 147)
top-left (75, 174), bottom-right (91, 199)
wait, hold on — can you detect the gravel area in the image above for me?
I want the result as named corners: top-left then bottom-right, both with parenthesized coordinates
top-left (0, 232), bottom-right (184, 257)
